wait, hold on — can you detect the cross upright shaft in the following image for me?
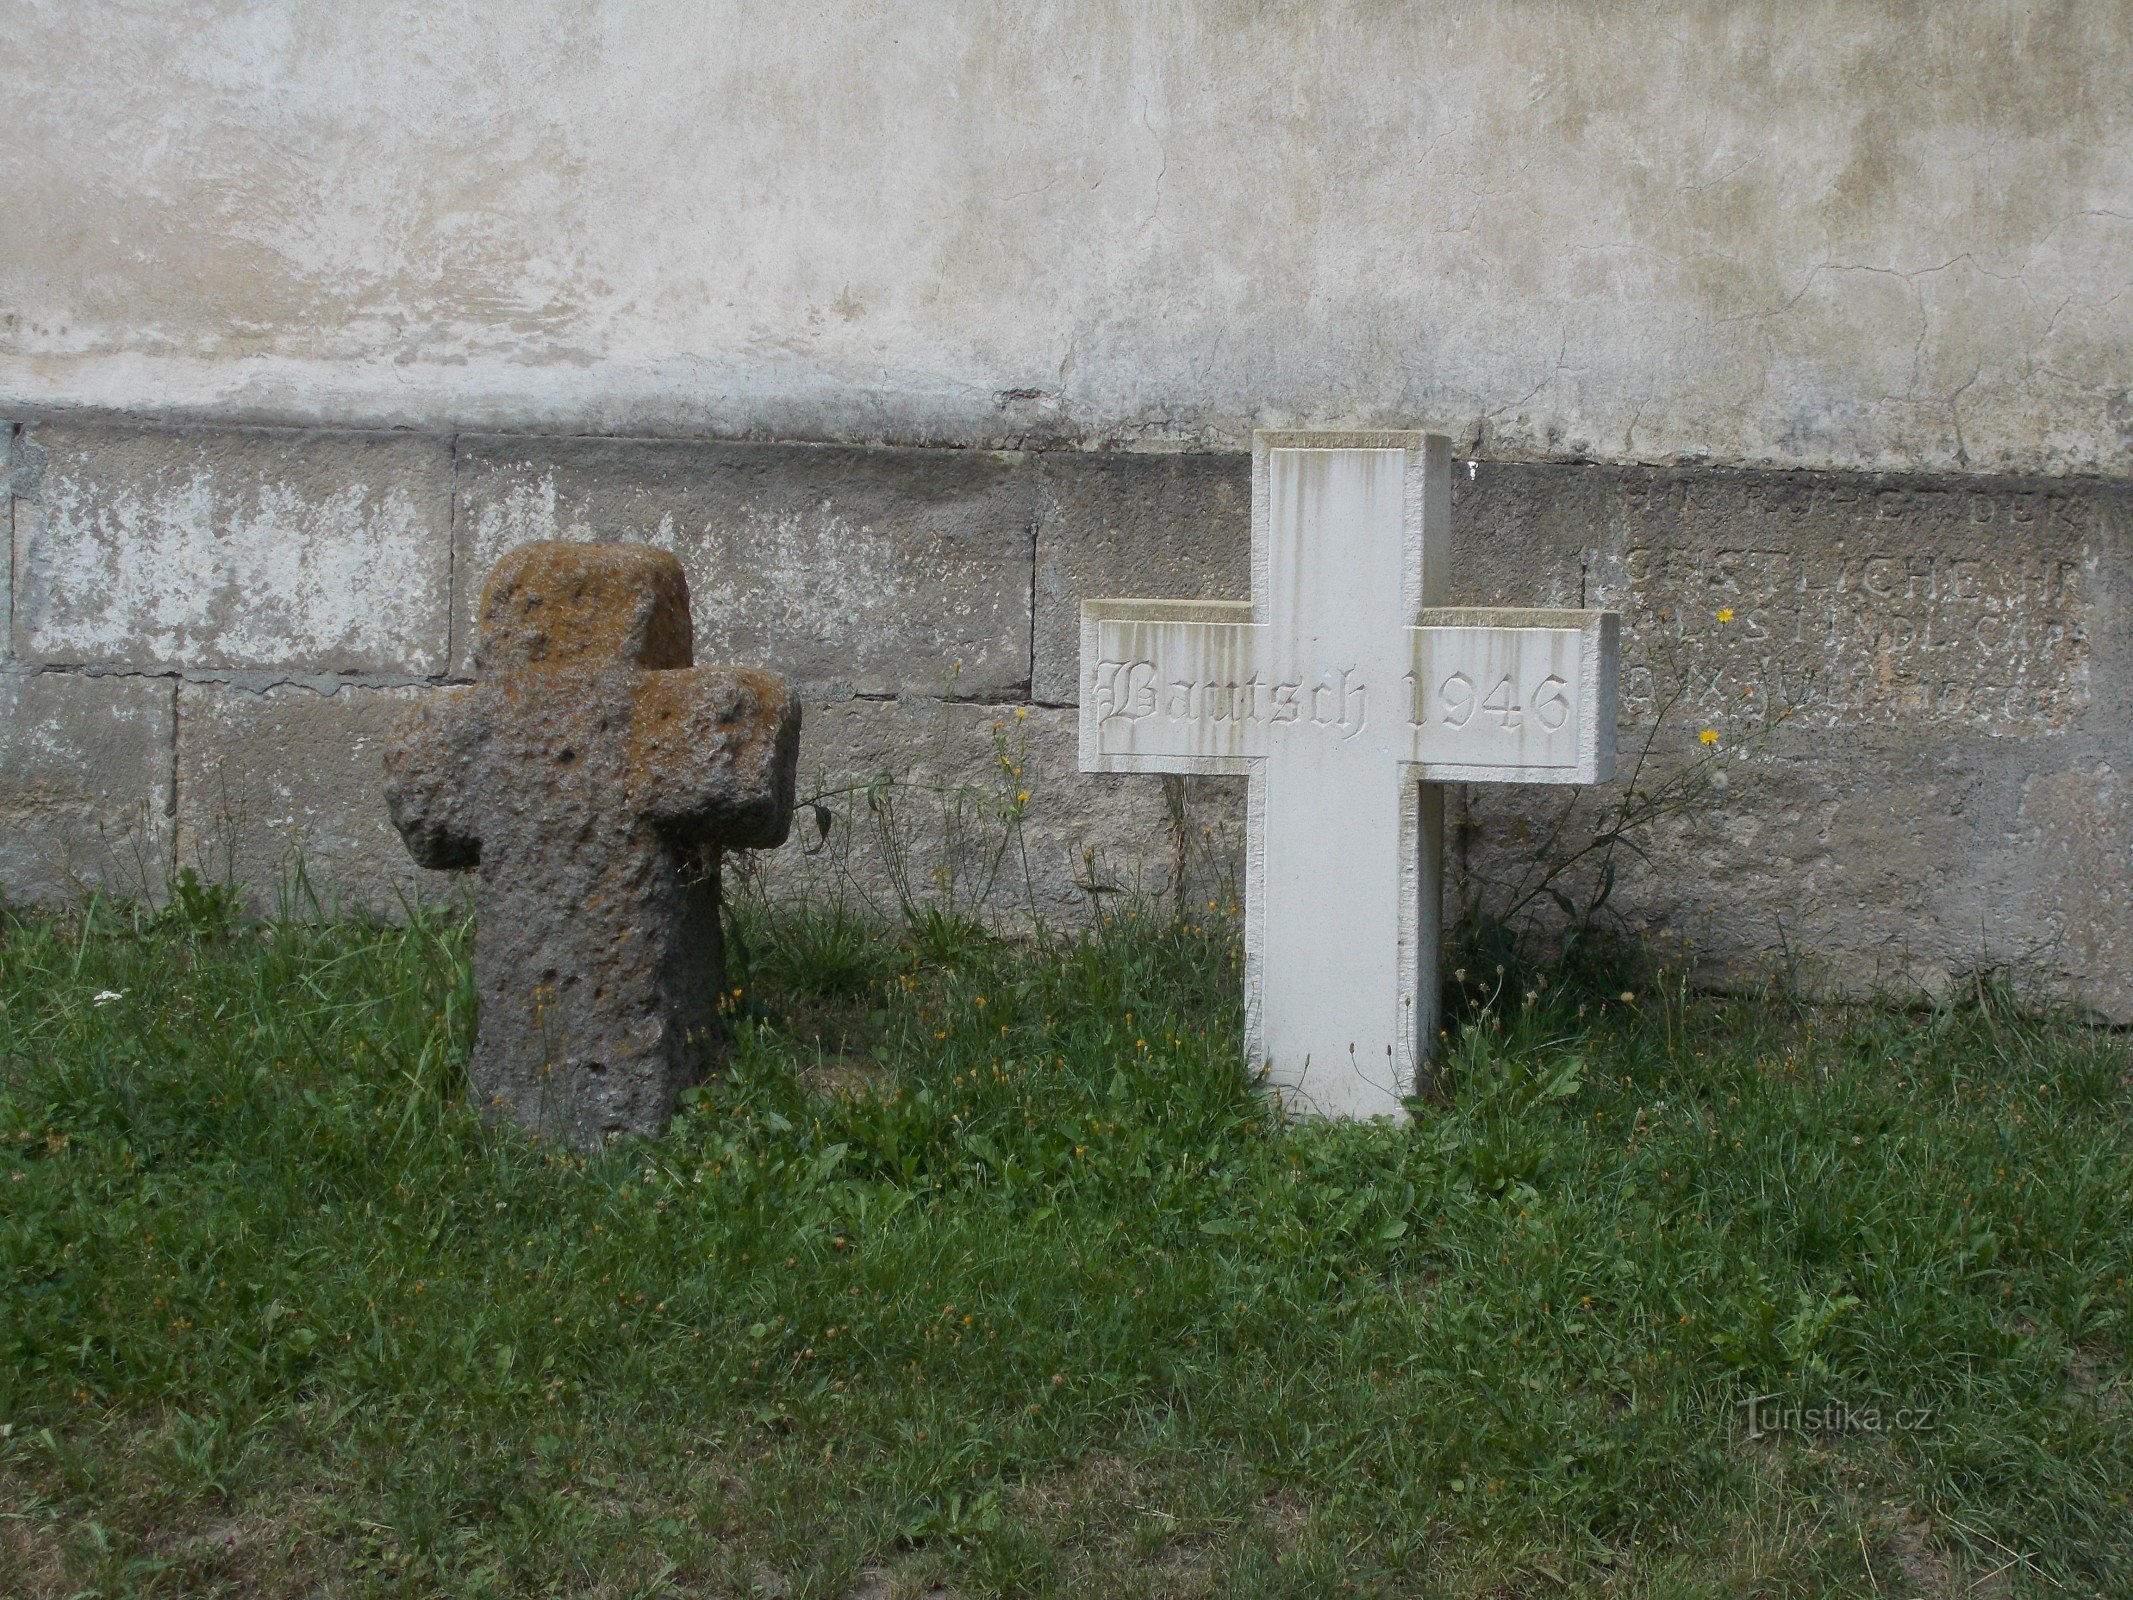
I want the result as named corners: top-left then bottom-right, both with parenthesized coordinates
top-left (1080, 432), bottom-right (1618, 1119)
top-left (1255, 442), bottom-right (1442, 1115)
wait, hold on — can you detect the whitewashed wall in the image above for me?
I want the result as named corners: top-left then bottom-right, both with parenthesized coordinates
top-left (5, 1), bottom-right (2130, 476)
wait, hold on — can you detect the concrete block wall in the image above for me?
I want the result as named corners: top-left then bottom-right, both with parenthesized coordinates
top-left (5, 418), bottom-right (2128, 1019)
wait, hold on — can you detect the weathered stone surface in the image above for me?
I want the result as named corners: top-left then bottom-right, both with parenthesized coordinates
top-left (753, 692), bottom-right (1245, 924)
top-left (1460, 730), bottom-right (1984, 977)
top-left (454, 436), bottom-right (1034, 696)
top-left (1589, 469), bottom-right (2113, 737)
top-left (386, 543), bottom-right (800, 1145)
top-left (1426, 464), bottom-right (2127, 1019)
top-left (11, 422), bottom-right (452, 673)
top-left (1457, 719), bottom-right (2133, 1020)
top-left (0, 415), bottom-right (2125, 1024)
top-left (1032, 454), bottom-right (1595, 704)
top-left (2017, 762), bottom-right (2132, 1019)
top-left (0, 669), bottom-right (174, 905)
top-left (1447, 462), bottom-right (1607, 609)
top-left (1458, 733), bottom-right (2124, 1019)
top-left (1033, 453), bottom-right (1252, 705)
top-left (175, 683), bottom-right (457, 914)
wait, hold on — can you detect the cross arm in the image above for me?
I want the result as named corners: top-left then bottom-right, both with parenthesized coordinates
top-left (1407, 607), bottom-right (1619, 785)
top-left (383, 687), bottom-right (488, 870)
top-left (1080, 599), bottom-right (1267, 772)
top-left (1082, 600), bottom-right (1619, 785)
top-left (629, 668), bottom-right (802, 850)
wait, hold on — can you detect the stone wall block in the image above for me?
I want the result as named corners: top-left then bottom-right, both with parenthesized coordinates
top-left (0, 669), bottom-right (175, 905)
top-left (453, 437), bottom-right (1035, 697)
top-left (11, 423), bottom-right (453, 674)
top-left (1032, 453), bottom-right (1252, 704)
top-left (1446, 461), bottom-right (1606, 608)
top-left (2014, 761), bottom-right (2131, 1020)
top-left (174, 682), bottom-right (459, 915)
top-left (1455, 720), bottom-right (2132, 1021)
top-left (746, 693), bottom-right (1246, 922)
top-left (1589, 466), bottom-right (2109, 742)
top-left (2084, 482), bottom-right (2133, 727)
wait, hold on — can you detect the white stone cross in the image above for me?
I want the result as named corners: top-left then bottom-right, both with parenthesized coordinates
top-left (1079, 431), bottom-right (1619, 1119)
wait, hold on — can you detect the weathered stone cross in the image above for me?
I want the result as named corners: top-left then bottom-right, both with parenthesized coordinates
top-left (1080, 431), bottom-right (1619, 1118)
top-left (386, 541), bottom-right (801, 1147)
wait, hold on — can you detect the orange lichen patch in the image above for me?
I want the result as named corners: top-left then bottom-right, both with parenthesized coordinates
top-left (474, 542), bottom-right (693, 675)
top-left (629, 668), bottom-right (801, 849)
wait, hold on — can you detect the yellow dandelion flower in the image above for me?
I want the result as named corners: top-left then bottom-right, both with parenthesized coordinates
top-left (1699, 729), bottom-right (1719, 746)
top-left (1716, 607), bottom-right (1735, 623)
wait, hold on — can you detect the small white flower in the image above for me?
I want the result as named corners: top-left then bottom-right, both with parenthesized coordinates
top-left (92, 990), bottom-right (125, 1007)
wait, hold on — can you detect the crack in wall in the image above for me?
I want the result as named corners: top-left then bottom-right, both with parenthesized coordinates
top-left (5, 422), bottom-right (16, 663)
top-left (1026, 471), bottom-right (1041, 701)
top-left (167, 676), bottom-right (180, 836)
top-left (0, 660), bottom-right (470, 694)
top-left (446, 431), bottom-right (461, 670)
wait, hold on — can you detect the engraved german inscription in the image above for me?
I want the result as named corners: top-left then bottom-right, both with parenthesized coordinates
top-left (1604, 481), bottom-right (2094, 732)
top-left (1084, 612), bottom-right (1604, 777)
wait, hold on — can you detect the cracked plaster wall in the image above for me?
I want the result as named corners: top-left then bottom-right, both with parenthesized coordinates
top-left (4, 1), bottom-right (2130, 475)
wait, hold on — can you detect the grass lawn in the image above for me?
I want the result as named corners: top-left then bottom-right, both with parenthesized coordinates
top-left (1, 890), bottom-right (2129, 1598)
